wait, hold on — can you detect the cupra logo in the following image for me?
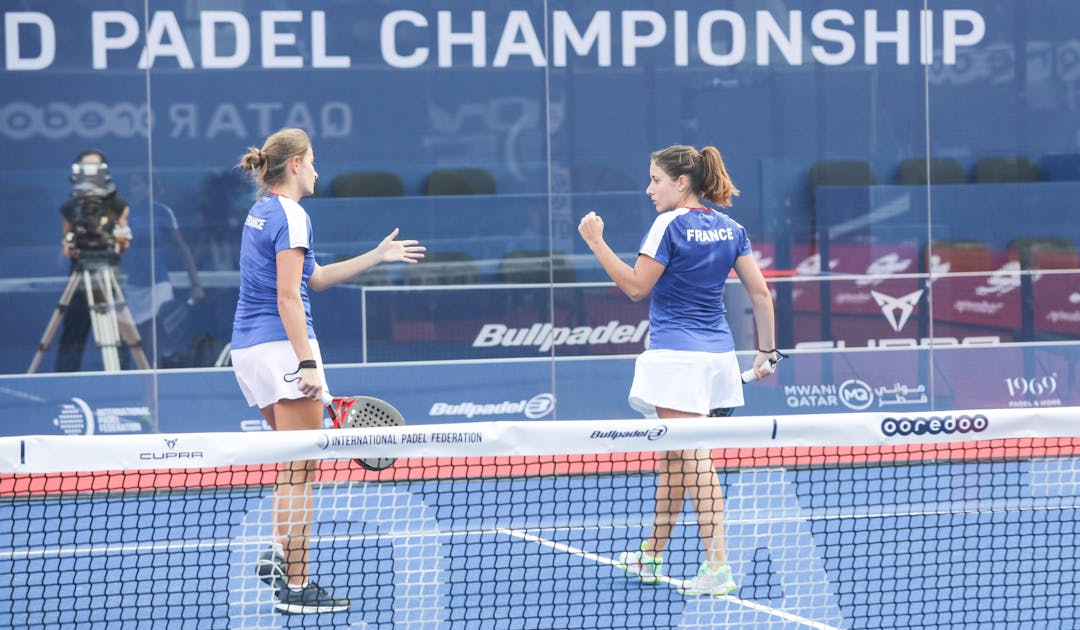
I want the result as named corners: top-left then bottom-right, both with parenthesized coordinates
top-left (870, 289), bottom-right (924, 332)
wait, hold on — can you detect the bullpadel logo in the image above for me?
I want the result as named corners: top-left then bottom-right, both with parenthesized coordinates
top-left (880, 414), bottom-right (988, 437)
top-left (590, 425), bottom-right (668, 441)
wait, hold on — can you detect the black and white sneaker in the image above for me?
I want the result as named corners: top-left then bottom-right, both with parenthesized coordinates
top-left (275, 581), bottom-right (351, 615)
top-left (255, 545), bottom-right (286, 588)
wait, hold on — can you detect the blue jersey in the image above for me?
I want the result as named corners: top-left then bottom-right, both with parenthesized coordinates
top-left (639, 207), bottom-right (752, 352)
top-left (231, 194), bottom-right (316, 349)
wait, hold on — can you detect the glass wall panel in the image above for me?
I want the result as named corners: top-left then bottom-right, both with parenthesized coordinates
top-left (925, 0), bottom-right (1080, 409)
top-left (1, 1), bottom-right (1078, 435)
top-left (1, 0), bottom-right (158, 433)
top-left (548, 1), bottom-right (935, 415)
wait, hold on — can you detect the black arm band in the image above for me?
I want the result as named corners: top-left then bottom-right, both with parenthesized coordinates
top-left (757, 349), bottom-right (777, 354)
top-left (298, 359), bottom-right (318, 369)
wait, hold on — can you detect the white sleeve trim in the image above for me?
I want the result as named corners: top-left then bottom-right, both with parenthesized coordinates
top-left (639, 208), bottom-right (687, 258)
top-left (279, 197), bottom-right (310, 249)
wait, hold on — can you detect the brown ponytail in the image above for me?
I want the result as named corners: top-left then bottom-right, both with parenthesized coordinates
top-left (651, 144), bottom-right (740, 207)
top-left (698, 146), bottom-right (739, 207)
top-left (236, 128), bottom-right (311, 197)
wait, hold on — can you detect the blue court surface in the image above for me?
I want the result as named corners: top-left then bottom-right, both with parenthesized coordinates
top-left (1, 457), bottom-right (1078, 628)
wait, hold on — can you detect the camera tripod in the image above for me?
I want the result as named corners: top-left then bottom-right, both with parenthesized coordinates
top-left (28, 258), bottom-right (150, 373)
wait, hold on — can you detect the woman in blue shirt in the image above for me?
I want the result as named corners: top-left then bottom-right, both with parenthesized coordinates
top-left (232, 128), bottom-right (424, 615)
top-left (578, 144), bottom-right (777, 597)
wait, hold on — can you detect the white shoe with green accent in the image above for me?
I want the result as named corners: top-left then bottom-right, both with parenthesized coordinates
top-left (679, 563), bottom-right (737, 596)
top-left (616, 542), bottom-right (663, 584)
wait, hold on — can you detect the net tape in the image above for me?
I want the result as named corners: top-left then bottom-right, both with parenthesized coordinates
top-left (2, 406), bottom-right (1077, 474)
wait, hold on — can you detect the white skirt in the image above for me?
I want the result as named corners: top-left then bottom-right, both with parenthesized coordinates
top-left (628, 349), bottom-right (743, 418)
top-left (231, 339), bottom-right (332, 409)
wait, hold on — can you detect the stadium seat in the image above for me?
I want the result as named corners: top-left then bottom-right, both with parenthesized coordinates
top-left (331, 172), bottom-right (404, 197)
top-left (403, 251), bottom-right (481, 285)
top-left (498, 250), bottom-right (577, 284)
top-left (424, 168), bottom-right (496, 196)
top-left (897, 158), bottom-right (965, 185)
top-left (922, 239), bottom-right (992, 273)
top-left (973, 156), bottom-right (1041, 183)
top-left (1007, 237), bottom-right (1079, 270)
top-left (809, 160), bottom-right (877, 189)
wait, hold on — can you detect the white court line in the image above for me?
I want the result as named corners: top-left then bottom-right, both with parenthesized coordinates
top-left (496, 526), bottom-right (842, 630)
top-left (8, 493), bottom-right (1079, 561)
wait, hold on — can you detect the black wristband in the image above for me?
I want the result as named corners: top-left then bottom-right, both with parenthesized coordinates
top-left (284, 359), bottom-right (317, 383)
top-left (757, 348), bottom-right (777, 354)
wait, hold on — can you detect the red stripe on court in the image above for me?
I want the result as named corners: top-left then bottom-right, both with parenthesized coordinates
top-left (3, 438), bottom-right (1079, 496)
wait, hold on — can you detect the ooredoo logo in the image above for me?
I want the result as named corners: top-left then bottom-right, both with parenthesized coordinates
top-left (881, 414), bottom-right (988, 437)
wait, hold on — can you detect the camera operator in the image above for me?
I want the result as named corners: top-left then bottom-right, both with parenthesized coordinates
top-left (55, 148), bottom-right (133, 372)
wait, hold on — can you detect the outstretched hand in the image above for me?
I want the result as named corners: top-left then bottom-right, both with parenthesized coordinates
top-left (376, 227), bottom-right (426, 264)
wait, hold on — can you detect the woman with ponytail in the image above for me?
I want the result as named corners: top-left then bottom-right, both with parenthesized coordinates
top-left (232, 128), bottom-right (424, 615)
top-left (578, 144), bottom-right (776, 597)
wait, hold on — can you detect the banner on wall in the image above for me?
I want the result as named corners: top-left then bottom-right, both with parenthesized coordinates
top-left (0, 2), bottom-right (1020, 172)
top-left (4, 7), bottom-right (988, 72)
top-left (0, 344), bottom-right (1073, 438)
top-left (363, 285), bottom-right (651, 362)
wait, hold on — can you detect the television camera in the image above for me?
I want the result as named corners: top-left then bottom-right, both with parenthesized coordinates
top-left (65, 161), bottom-right (126, 263)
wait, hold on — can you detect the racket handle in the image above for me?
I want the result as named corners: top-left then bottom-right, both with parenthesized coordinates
top-left (741, 360), bottom-right (777, 384)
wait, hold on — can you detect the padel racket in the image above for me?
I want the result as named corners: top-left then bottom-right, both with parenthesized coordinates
top-left (741, 349), bottom-right (790, 383)
top-left (327, 395), bottom-right (406, 471)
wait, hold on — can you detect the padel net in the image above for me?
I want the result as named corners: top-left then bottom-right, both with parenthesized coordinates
top-left (2, 406), bottom-right (1079, 628)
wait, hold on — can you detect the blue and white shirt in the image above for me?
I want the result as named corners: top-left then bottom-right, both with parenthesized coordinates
top-left (639, 207), bottom-right (752, 353)
top-left (231, 194), bottom-right (316, 349)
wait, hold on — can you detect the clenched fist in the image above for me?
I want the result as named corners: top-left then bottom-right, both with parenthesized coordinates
top-left (578, 211), bottom-right (605, 245)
